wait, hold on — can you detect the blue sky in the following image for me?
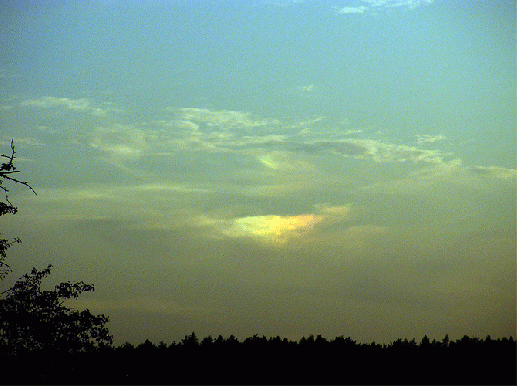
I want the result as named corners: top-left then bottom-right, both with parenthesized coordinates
top-left (1, 0), bottom-right (515, 344)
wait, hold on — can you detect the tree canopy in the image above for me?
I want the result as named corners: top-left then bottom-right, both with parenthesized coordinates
top-left (0, 264), bottom-right (112, 355)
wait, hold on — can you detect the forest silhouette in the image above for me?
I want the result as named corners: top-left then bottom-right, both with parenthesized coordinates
top-left (2, 331), bottom-right (516, 384)
top-left (1, 141), bottom-right (516, 385)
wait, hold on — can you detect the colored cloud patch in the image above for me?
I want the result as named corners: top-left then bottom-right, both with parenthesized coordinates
top-left (231, 214), bottom-right (322, 239)
top-left (196, 204), bottom-right (354, 244)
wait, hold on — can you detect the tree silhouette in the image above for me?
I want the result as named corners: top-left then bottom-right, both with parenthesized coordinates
top-left (420, 334), bottom-right (431, 348)
top-left (180, 331), bottom-right (199, 349)
top-left (0, 140), bottom-right (36, 278)
top-left (0, 264), bottom-right (112, 355)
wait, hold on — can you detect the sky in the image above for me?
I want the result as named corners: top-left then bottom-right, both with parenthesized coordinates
top-left (1, 0), bottom-right (515, 345)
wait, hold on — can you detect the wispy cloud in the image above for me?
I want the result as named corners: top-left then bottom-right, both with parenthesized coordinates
top-left (262, 0), bottom-right (306, 6)
top-left (468, 166), bottom-right (517, 180)
top-left (20, 96), bottom-right (112, 117)
top-left (21, 96), bottom-right (90, 110)
top-left (379, 0), bottom-right (434, 9)
top-left (153, 108), bottom-right (451, 166)
top-left (416, 134), bottom-right (446, 144)
top-left (171, 107), bottom-right (282, 131)
top-left (297, 84), bottom-right (317, 93)
top-left (11, 99), bottom-right (513, 248)
top-left (362, 159), bottom-right (517, 195)
top-left (0, 137), bottom-right (45, 148)
top-left (255, 151), bottom-right (315, 172)
top-left (337, 6), bottom-right (368, 14)
top-left (89, 124), bottom-right (149, 158)
top-left (19, 101), bottom-right (448, 171)
top-left (334, 0), bottom-right (434, 15)
top-left (293, 138), bottom-right (448, 164)
top-left (30, 183), bottom-right (210, 204)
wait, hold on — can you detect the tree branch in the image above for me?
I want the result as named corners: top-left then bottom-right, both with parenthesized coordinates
top-left (0, 139), bottom-right (37, 200)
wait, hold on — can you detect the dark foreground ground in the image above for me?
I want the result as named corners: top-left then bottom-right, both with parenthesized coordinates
top-left (3, 335), bottom-right (516, 384)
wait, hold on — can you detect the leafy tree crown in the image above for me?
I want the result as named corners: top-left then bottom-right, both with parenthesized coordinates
top-left (0, 265), bottom-right (112, 355)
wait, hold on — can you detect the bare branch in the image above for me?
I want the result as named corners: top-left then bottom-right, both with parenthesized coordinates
top-left (0, 139), bottom-right (37, 200)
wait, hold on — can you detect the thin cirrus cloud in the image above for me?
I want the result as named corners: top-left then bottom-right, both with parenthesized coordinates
top-left (335, 0), bottom-right (434, 14)
top-left (10, 97), bottom-right (514, 183)
top-left (336, 6), bottom-right (368, 14)
top-left (89, 124), bottom-right (149, 158)
top-left (19, 96), bottom-right (110, 117)
top-left (149, 107), bottom-right (450, 166)
top-left (9, 97), bottom-right (516, 235)
top-left (416, 134), bottom-right (446, 144)
top-left (170, 107), bottom-right (282, 131)
top-left (12, 97), bottom-right (514, 197)
top-left (20, 96), bottom-right (90, 110)
top-left (361, 159), bottom-right (517, 196)
top-left (13, 97), bottom-right (450, 170)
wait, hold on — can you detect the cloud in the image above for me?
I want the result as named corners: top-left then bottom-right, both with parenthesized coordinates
top-left (89, 124), bottom-right (149, 158)
top-left (416, 134), bottom-right (446, 144)
top-left (21, 96), bottom-right (90, 110)
top-left (362, 159), bottom-right (517, 195)
top-left (171, 107), bottom-right (281, 131)
top-left (190, 214), bottom-right (320, 244)
top-left (81, 107), bottom-right (451, 171)
top-left (468, 166), bottom-right (517, 180)
top-left (1, 137), bottom-right (45, 148)
top-left (334, 0), bottom-right (433, 15)
top-left (297, 84), bottom-right (317, 93)
top-left (337, 6), bottom-right (367, 14)
top-left (262, 0), bottom-right (306, 5)
top-left (314, 203), bottom-right (352, 218)
top-left (364, 142), bottom-right (447, 164)
top-left (29, 187), bottom-right (114, 203)
top-left (191, 203), bottom-right (354, 245)
top-left (153, 108), bottom-right (287, 154)
top-left (31, 183), bottom-right (210, 204)
top-left (307, 140), bottom-right (368, 157)
top-left (298, 139), bottom-right (448, 164)
top-left (19, 96), bottom-right (117, 119)
top-left (228, 214), bottom-right (323, 239)
top-left (16, 100), bottom-right (508, 232)
top-left (255, 151), bottom-right (314, 172)
top-left (380, 0), bottom-right (434, 9)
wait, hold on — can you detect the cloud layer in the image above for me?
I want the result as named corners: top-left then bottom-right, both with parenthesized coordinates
top-left (335, 0), bottom-right (434, 15)
top-left (2, 92), bottom-right (514, 345)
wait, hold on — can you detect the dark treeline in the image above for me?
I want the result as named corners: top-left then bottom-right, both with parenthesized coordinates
top-left (3, 332), bottom-right (515, 385)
